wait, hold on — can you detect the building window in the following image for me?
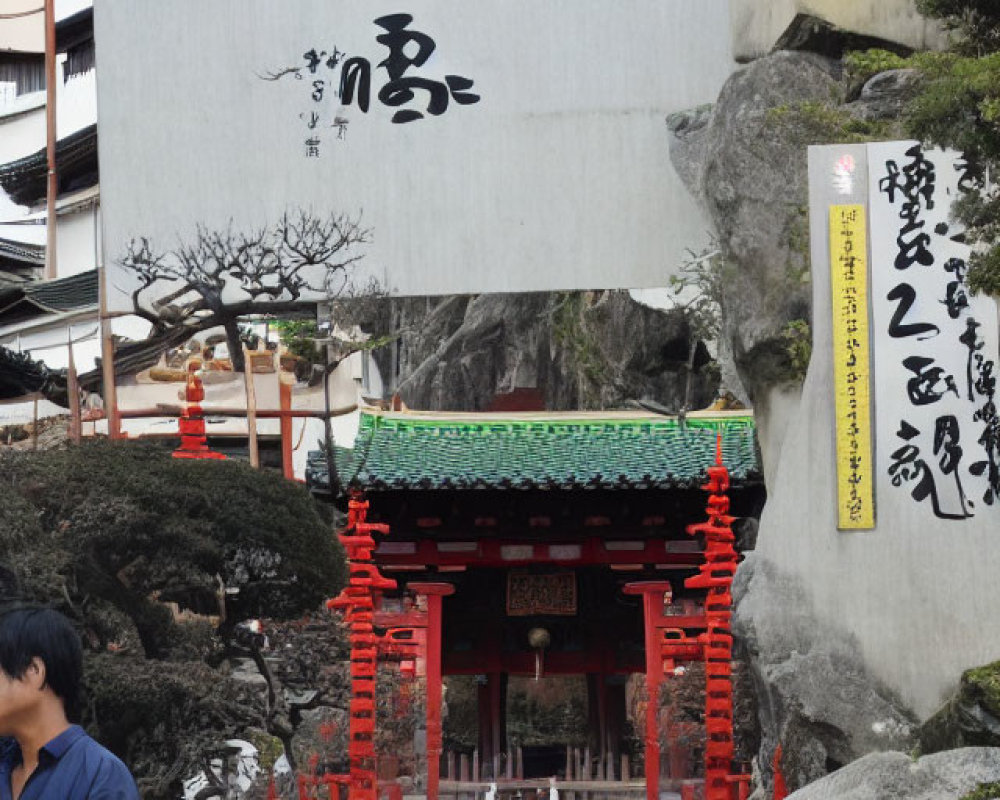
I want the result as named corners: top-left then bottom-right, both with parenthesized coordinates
top-left (0, 54), bottom-right (45, 98)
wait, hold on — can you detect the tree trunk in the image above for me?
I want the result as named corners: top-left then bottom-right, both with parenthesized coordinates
top-left (222, 319), bottom-right (246, 373)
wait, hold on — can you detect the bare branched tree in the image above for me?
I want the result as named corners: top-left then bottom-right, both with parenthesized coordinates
top-left (118, 209), bottom-right (371, 372)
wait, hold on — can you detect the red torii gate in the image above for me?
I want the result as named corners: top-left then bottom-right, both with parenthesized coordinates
top-left (317, 495), bottom-right (452, 800)
top-left (625, 436), bottom-right (750, 800)
top-left (304, 436), bottom-right (750, 800)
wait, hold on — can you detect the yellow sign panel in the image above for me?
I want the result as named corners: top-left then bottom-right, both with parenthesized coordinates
top-left (830, 205), bottom-right (875, 529)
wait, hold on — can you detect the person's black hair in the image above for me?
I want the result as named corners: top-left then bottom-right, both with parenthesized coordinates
top-left (0, 606), bottom-right (82, 721)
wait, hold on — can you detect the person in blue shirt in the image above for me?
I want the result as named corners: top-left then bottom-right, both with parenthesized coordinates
top-left (0, 606), bottom-right (139, 799)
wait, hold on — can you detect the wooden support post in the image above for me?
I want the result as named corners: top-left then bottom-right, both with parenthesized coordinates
top-left (516, 745), bottom-right (523, 780)
top-left (408, 583), bottom-right (455, 800)
top-left (448, 752), bottom-right (457, 781)
top-left (243, 347), bottom-right (260, 468)
top-left (624, 581), bottom-right (672, 800)
top-left (280, 377), bottom-right (294, 479)
top-left (97, 273), bottom-right (121, 439)
top-left (43, 0), bottom-right (57, 281)
top-left (488, 671), bottom-right (504, 778)
top-left (472, 749), bottom-right (479, 782)
top-left (66, 335), bottom-right (81, 444)
top-left (478, 677), bottom-right (493, 771)
top-left (621, 754), bottom-right (630, 783)
top-left (565, 746), bottom-right (573, 781)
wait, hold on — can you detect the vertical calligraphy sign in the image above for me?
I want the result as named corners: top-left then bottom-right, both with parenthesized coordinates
top-left (830, 205), bottom-right (875, 528)
top-left (868, 142), bottom-right (1000, 521)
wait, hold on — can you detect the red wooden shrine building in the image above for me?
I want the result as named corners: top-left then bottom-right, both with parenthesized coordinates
top-left (307, 408), bottom-right (764, 800)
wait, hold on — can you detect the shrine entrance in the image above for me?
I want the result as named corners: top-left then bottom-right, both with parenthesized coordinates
top-left (439, 565), bottom-right (645, 781)
top-left (308, 409), bottom-right (765, 799)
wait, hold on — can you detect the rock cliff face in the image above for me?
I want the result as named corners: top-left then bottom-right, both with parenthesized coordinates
top-left (363, 291), bottom-right (716, 412)
top-left (667, 49), bottom-right (915, 407)
top-left (733, 554), bottom-right (916, 794)
top-left (784, 747), bottom-right (1000, 800)
top-left (669, 45), bottom-right (928, 796)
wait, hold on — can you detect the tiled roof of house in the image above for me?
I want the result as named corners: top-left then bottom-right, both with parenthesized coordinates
top-left (0, 269), bottom-right (98, 327)
top-left (307, 409), bottom-right (761, 492)
top-left (0, 123), bottom-right (97, 207)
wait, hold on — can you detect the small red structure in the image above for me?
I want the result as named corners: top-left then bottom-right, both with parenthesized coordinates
top-left (327, 495), bottom-right (396, 800)
top-left (173, 365), bottom-right (225, 460)
top-left (685, 435), bottom-right (739, 800)
top-left (772, 745), bottom-right (789, 800)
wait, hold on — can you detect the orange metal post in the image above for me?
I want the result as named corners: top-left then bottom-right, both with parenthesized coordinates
top-left (408, 582), bottom-right (455, 800)
top-left (280, 378), bottom-right (294, 479)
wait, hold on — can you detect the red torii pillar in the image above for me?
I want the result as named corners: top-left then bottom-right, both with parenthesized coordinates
top-left (622, 581), bottom-right (673, 800)
top-left (408, 582), bottom-right (455, 800)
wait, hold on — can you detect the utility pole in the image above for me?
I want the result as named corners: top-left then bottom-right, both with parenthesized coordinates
top-left (44, 0), bottom-right (57, 280)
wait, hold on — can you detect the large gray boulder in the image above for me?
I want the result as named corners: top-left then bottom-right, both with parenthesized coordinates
top-left (667, 51), bottom-right (918, 407)
top-left (668, 50), bottom-right (838, 403)
top-left (733, 553), bottom-right (916, 794)
top-left (365, 291), bottom-right (716, 412)
top-left (785, 748), bottom-right (1000, 800)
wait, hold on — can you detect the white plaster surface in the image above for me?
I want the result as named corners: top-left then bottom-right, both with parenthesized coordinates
top-left (95, 0), bottom-right (734, 305)
top-left (754, 145), bottom-right (1000, 719)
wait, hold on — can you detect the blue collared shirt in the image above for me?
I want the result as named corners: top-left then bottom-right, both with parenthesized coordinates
top-left (0, 726), bottom-right (139, 800)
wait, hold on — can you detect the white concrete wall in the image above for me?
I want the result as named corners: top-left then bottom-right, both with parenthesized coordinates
top-left (0, 0), bottom-right (43, 53)
top-left (95, 0), bottom-right (736, 306)
top-left (56, 204), bottom-right (99, 275)
top-left (755, 144), bottom-right (1000, 720)
top-left (730, 0), bottom-right (949, 62)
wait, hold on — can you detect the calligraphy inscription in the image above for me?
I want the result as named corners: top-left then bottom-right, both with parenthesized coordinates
top-left (831, 204), bottom-right (875, 529)
top-left (261, 13), bottom-right (481, 157)
top-left (873, 144), bottom-right (1000, 520)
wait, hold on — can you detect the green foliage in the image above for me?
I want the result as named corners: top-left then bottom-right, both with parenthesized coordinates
top-left (0, 441), bottom-right (351, 797)
top-left (961, 781), bottom-right (1000, 800)
top-left (844, 48), bottom-right (909, 86)
top-left (902, 2), bottom-right (1000, 294)
top-left (964, 660), bottom-right (1000, 716)
top-left (272, 317), bottom-right (325, 364)
top-left (0, 440), bottom-right (346, 654)
top-left (83, 653), bottom-right (267, 798)
top-left (551, 292), bottom-right (609, 396)
top-left (668, 246), bottom-right (729, 344)
top-left (766, 101), bottom-right (897, 146)
top-left (505, 676), bottom-right (589, 748)
top-left (916, 0), bottom-right (1000, 55)
top-left (781, 319), bottom-right (813, 383)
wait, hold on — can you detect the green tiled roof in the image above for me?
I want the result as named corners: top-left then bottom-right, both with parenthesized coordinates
top-left (308, 411), bottom-right (761, 492)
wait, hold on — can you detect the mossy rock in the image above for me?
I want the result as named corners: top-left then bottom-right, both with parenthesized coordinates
top-left (919, 660), bottom-right (1000, 754)
top-left (962, 781), bottom-right (1000, 800)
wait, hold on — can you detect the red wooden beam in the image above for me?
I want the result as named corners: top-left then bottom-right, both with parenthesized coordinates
top-left (374, 537), bottom-right (704, 568)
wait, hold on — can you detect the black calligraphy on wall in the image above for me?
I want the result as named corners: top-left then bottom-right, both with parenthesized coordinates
top-left (260, 14), bottom-right (481, 158)
top-left (872, 143), bottom-right (999, 520)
